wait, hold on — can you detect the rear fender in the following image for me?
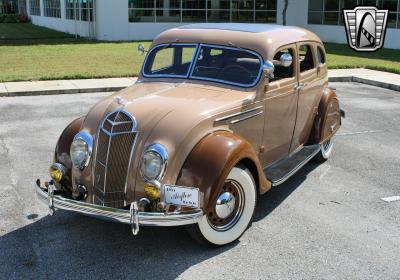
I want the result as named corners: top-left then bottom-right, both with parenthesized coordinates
top-left (309, 88), bottom-right (342, 144)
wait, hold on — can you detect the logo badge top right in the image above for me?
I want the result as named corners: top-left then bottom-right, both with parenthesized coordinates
top-left (343, 6), bottom-right (389, 52)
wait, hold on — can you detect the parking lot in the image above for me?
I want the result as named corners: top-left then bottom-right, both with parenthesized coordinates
top-left (0, 82), bottom-right (399, 279)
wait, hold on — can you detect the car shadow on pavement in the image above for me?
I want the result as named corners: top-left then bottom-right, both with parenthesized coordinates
top-left (0, 162), bottom-right (319, 279)
top-left (254, 162), bottom-right (319, 222)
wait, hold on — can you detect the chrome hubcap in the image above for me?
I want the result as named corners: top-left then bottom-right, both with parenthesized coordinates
top-left (215, 192), bottom-right (236, 219)
top-left (207, 180), bottom-right (245, 232)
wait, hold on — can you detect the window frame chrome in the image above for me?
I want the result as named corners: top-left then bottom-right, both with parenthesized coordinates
top-left (141, 43), bottom-right (199, 79)
top-left (141, 42), bottom-right (264, 88)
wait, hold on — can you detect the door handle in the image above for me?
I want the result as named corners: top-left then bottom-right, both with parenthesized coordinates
top-left (294, 83), bottom-right (307, 90)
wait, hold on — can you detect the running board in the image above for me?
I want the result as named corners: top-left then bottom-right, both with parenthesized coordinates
top-left (264, 144), bottom-right (320, 186)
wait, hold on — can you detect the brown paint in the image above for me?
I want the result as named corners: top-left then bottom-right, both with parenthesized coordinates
top-left (176, 131), bottom-right (271, 213)
top-left (54, 116), bottom-right (84, 189)
top-left (308, 87), bottom-right (341, 144)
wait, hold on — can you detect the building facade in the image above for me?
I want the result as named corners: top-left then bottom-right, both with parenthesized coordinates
top-left (20, 0), bottom-right (400, 48)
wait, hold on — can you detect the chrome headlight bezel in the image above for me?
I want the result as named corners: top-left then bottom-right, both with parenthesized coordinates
top-left (70, 131), bottom-right (93, 170)
top-left (140, 143), bottom-right (168, 182)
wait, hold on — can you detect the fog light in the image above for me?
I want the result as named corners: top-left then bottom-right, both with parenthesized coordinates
top-left (49, 163), bottom-right (66, 183)
top-left (144, 182), bottom-right (161, 200)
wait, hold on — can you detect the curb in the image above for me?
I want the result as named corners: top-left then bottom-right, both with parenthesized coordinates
top-left (328, 76), bottom-right (400, 92)
top-left (1, 77), bottom-right (399, 97)
top-left (1, 86), bottom-right (126, 97)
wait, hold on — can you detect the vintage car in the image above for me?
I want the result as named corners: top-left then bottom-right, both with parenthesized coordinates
top-left (35, 23), bottom-right (343, 246)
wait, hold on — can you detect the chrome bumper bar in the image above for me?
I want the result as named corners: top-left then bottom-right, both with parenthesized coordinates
top-left (34, 180), bottom-right (204, 235)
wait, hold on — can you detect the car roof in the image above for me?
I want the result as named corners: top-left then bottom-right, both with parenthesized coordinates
top-left (152, 23), bottom-right (323, 60)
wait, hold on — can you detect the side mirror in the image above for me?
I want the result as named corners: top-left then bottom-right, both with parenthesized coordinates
top-left (263, 61), bottom-right (275, 79)
top-left (279, 53), bottom-right (293, 67)
top-left (138, 44), bottom-right (146, 55)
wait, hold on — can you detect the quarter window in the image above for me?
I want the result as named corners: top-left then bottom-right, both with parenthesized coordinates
top-left (299, 45), bottom-right (315, 72)
top-left (317, 46), bottom-right (326, 64)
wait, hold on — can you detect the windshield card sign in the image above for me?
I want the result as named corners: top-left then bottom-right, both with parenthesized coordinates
top-left (164, 185), bottom-right (200, 208)
top-left (343, 6), bottom-right (388, 52)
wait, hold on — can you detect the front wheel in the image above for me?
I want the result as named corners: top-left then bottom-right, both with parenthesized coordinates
top-left (313, 138), bottom-right (334, 163)
top-left (186, 165), bottom-right (257, 246)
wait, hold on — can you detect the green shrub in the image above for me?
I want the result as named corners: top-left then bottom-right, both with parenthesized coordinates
top-left (0, 14), bottom-right (29, 23)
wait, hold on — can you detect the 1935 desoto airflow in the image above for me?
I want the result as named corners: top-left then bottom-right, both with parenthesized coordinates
top-left (35, 23), bottom-right (343, 246)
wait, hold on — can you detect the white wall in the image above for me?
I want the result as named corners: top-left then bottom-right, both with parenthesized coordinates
top-left (30, 16), bottom-right (91, 37)
top-left (27, 0), bottom-right (400, 49)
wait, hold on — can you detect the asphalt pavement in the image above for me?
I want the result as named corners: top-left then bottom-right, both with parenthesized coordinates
top-left (0, 82), bottom-right (399, 279)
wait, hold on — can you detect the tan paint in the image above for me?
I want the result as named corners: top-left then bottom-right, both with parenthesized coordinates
top-left (52, 25), bottom-right (341, 211)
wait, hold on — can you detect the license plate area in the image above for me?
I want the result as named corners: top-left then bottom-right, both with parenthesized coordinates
top-left (163, 185), bottom-right (200, 208)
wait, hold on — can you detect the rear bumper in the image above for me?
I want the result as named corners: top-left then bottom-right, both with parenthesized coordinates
top-left (35, 180), bottom-right (203, 235)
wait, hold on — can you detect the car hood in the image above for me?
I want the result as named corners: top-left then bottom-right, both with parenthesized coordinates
top-left (83, 80), bottom-right (255, 140)
top-left (78, 80), bottom-right (257, 206)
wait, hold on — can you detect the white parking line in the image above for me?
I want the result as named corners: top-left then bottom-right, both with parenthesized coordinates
top-left (381, 196), bottom-right (400, 202)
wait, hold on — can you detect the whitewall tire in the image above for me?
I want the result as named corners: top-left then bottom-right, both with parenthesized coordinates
top-left (187, 165), bottom-right (257, 246)
top-left (313, 137), bottom-right (334, 163)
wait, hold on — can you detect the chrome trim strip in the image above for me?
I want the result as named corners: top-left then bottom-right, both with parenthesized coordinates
top-left (35, 181), bottom-right (203, 227)
top-left (215, 106), bottom-right (263, 122)
top-left (271, 146), bottom-right (321, 187)
top-left (189, 43), bottom-right (264, 88)
top-left (230, 111), bottom-right (264, 124)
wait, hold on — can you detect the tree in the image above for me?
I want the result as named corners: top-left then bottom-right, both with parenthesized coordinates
top-left (282, 0), bottom-right (289, 25)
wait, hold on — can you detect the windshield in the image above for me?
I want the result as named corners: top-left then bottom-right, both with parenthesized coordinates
top-left (142, 44), bottom-right (263, 87)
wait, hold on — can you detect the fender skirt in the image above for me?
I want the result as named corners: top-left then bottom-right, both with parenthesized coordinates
top-left (309, 88), bottom-right (342, 144)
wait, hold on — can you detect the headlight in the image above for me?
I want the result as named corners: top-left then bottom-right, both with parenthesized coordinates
top-left (70, 131), bottom-right (93, 170)
top-left (140, 143), bottom-right (168, 181)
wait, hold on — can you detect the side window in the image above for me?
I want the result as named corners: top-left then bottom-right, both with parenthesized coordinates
top-left (271, 48), bottom-right (295, 82)
top-left (299, 44), bottom-right (315, 72)
top-left (317, 46), bottom-right (326, 65)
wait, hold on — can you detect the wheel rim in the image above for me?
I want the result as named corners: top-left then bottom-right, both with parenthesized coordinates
top-left (207, 180), bottom-right (245, 232)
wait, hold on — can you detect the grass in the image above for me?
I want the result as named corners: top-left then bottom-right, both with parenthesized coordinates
top-left (1, 23), bottom-right (399, 82)
top-left (325, 43), bottom-right (400, 74)
top-left (0, 23), bottom-right (74, 40)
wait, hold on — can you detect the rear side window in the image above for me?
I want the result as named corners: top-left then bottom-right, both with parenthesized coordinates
top-left (317, 46), bottom-right (326, 64)
top-left (299, 44), bottom-right (315, 72)
top-left (271, 48), bottom-right (295, 82)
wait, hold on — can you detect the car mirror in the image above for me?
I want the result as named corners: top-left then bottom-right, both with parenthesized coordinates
top-left (138, 44), bottom-right (146, 55)
top-left (263, 61), bottom-right (275, 79)
top-left (279, 53), bottom-right (293, 67)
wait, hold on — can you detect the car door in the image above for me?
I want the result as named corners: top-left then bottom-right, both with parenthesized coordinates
top-left (289, 42), bottom-right (324, 153)
top-left (261, 44), bottom-right (298, 166)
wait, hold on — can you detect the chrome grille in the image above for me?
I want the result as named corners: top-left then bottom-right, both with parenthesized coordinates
top-left (93, 109), bottom-right (137, 208)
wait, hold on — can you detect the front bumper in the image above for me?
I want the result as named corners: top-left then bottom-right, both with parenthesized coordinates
top-left (34, 180), bottom-right (204, 235)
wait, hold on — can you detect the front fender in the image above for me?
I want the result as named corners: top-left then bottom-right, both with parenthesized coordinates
top-left (176, 131), bottom-right (271, 213)
top-left (54, 116), bottom-right (84, 187)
